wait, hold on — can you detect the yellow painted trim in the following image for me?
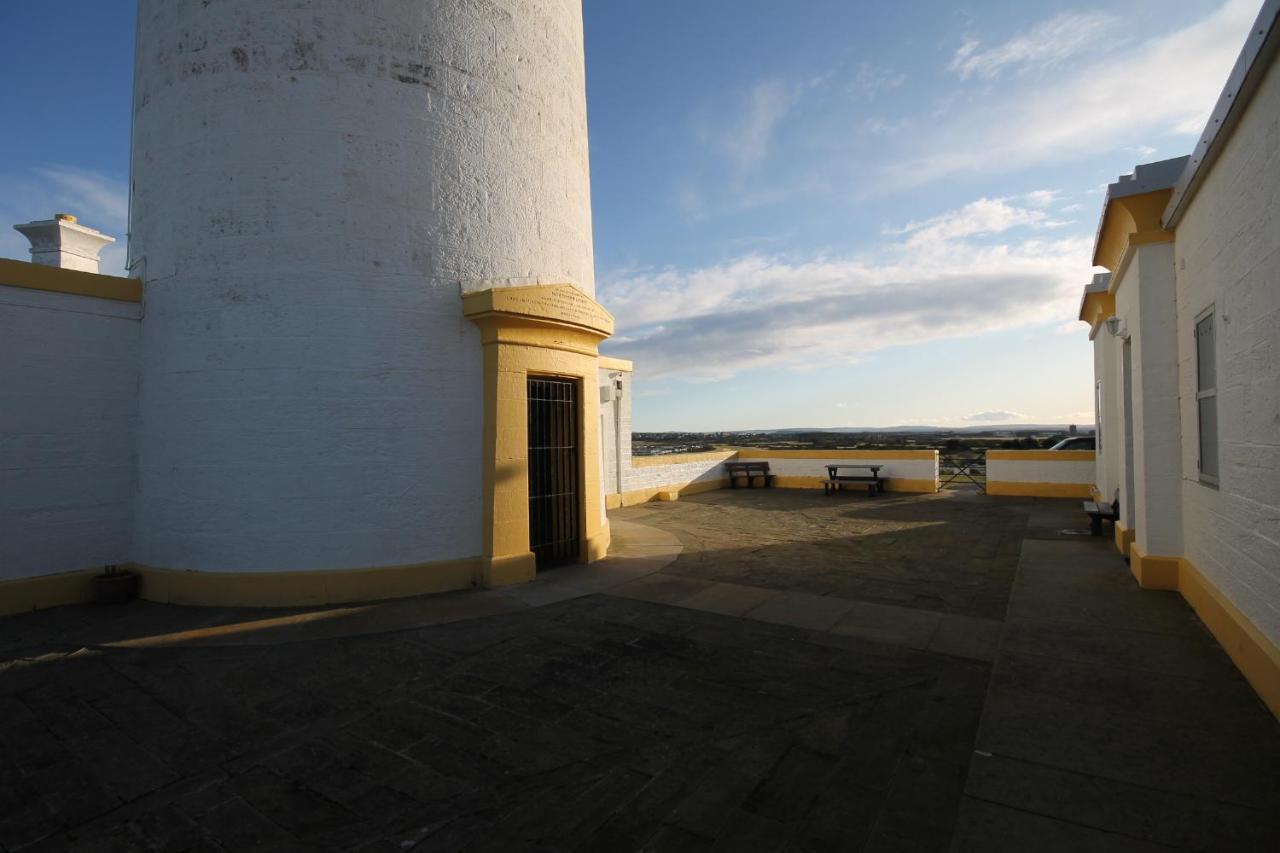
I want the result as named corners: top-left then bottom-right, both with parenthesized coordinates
top-left (1079, 290), bottom-right (1116, 340)
top-left (1093, 189), bottom-right (1175, 273)
top-left (463, 284), bottom-right (613, 582)
top-left (1127, 545), bottom-right (1180, 591)
top-left (735, 449), bottom-right (937, 460)
top-left (631, 451), bottom-right (737, 468)
top-left (1114, 523), bottom-right (1135, 556)
top-left (770, 475), bottom-right (937, 493)
top-left (1119, 552), bottom-right (1280, 718)
top-left (606, 478), bottom-right (730, 509)
top-left (1176, 558), bottom-right (1280, 718)
top-left (987, 450), bottom-right (1096, 462)
top-left (597, 355), bottom-right (634, 372)
top-left (0, 258), bottom-right (141, 303)
top-left (0, 568), bottom-right (98, 616)
top-left (0, 556), bottom-right (484, 613)
top-left (985, 481), bottom-right (1093, 498)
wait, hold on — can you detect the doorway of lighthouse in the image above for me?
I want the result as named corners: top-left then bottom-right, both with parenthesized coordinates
top-left (527, 376), bottom-right (581, 569)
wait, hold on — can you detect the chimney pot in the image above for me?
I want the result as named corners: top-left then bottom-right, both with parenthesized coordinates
top-left (13, 215), bottom-right (115, 274)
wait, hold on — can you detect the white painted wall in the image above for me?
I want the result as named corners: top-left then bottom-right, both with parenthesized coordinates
top-left (1117, 243), bottom-right (1185, 557)
top-left (738, 454), bottom-right (939, 488)
top-left (1173, 55), bottom-right (1280, 645)
top-left (1094, 330), bottom-right (1123, 501)
top-left (129, 0), bottom-right (593, 571)
top-left (986, 453), bottom-right (1095, 486)
top-left (0, 285), bottom-right (139, 580)
top-left (625, 454), bottom-right (733, 493)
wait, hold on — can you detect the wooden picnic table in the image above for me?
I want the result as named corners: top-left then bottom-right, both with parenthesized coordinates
top-left (825, 464), bottom-right (885, 496)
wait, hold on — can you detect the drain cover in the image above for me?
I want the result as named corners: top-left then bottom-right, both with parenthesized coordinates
top-left (1059, 528), bottom-right (1093, 536)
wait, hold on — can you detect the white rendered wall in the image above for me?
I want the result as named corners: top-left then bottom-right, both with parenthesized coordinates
top-left (0, 286), bottom-right (139, 580)
top-left (1123, 243), bottom-right (1185, 558)
top-left (1093, 331), bottom-right (1123, 501)
top-left (1173, 56), bottom-right (1280, 645)
top-left (624, 454), bottom-right (734, 494)
top-left (986, 453), bottom-right (1095, 486)
top-left (129, 1), bottom-right (594, 571)
top-left (736, 454), bottom-right (939, 489)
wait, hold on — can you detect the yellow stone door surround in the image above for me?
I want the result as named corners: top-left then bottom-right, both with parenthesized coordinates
top-left (462, 283), bottom-right (614, 587)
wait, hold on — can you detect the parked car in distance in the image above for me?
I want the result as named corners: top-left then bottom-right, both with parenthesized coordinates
top-left (1048, 436), bottom-right (1096, 451)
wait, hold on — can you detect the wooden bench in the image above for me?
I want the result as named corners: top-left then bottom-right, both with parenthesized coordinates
top-left (725, 461), bottom-right (774, 488)
top-left (825, 464), bottom-right (884, 496)
top-left (1083, 490), bottom-right (1120, 536)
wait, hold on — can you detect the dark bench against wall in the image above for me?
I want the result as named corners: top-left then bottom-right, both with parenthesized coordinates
top-left (1083, 491), bottom-right (1121, 536)
top-left (725, 461), bottom-right (774, 488)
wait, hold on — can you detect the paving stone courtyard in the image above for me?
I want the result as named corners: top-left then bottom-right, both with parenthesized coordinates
top-left (1, 489), bottom-right (1277, 851)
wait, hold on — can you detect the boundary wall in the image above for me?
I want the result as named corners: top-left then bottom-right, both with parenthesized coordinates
top-left (985, 450), bottom-right (1095, 498)
top-left (605, 449), bottom-right (940, 509)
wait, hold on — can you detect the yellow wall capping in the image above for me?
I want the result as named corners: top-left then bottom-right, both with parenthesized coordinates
top-left (0, 258), bottom-right (142, 303)
top-left (631, 451), bottom-right (737, 468)
top-left (985, 481), bottom-right (1093, 498)
top-left (987, 450), bottom-right (1096, 461)
top-left (597, 355), bottom-right (634, 372)
top-left (736, 449), bottom-right (937, 460)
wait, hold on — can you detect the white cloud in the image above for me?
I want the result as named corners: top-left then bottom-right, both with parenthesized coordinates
top-left (599, 195), bottom-right (1090, 381)
top-left (0, 166), bottom-right (128, 275)
top-left (722, 79), bottom-right (796, 169)
top-left (963, 410), bottom-right (1027, 422)
top-left (949, 12), bottom-right (1116, 80)
top-left (882, 0), bottom-right (1257, 189)
top-left (851, 61), bottom-right (907, 98)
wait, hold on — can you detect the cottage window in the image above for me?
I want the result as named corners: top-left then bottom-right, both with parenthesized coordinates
top-left (1195, 309), bottom-right (1218, 484)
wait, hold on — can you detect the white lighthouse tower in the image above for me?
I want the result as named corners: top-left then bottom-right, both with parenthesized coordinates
top-left (128, 0), bottom-right (613, 603)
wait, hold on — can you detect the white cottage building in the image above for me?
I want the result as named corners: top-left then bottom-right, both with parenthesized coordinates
top-left (1080, 0), bottom-right (1280, 714)
top-left (1, 0), bottom-right (615, 610)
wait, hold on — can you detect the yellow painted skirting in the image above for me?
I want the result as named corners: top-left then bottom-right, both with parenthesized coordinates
top-left (605, 478), bottom-right (729, 509)
top-left (987, 450), bottom-right (1096, 462)
top-left (0, 556), bottom-right (485, 613)
top-left (0, 258), bottom-right (142, 303)
top-left (772, 475), bottom-right (937, 493)
top-left (985, 481), bottom-right (1093, 498)
top-left (1115, 523), bottom-right (1135, 556)
top-left (0, 568), bottom-right (98, 616)
top-left (631, 451), bottom-right (736, 468)
top-left (1177, 559), bottom-right (1280, 718)
top-left (1128, 544), bottom-right (1180, 590)
top-left (1124, 553), bottom-right (1280, 718)
top-left (736, 449), bottom-right (936, 460)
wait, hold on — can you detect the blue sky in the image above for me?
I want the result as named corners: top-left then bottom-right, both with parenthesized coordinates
top-left (0, 1), bottom-right (1260, 429)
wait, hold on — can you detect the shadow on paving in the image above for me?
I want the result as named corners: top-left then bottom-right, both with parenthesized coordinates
top-left (0, 593), bottom-right (989, 852)
top-left (1, 489), bottom-right (1277, 851)
top-left (621, 488), bottom-right (1053, 619)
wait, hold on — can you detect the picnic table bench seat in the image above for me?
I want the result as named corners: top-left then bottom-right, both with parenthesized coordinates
top-left (824, 464), bottom-right (885, 497)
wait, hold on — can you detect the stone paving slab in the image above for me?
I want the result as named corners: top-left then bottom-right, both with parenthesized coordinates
top-left (2, 491), bottom-right (1278, 851)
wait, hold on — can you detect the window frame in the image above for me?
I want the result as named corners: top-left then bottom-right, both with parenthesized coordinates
top-left (1194, 306), bottom-right (1219, 487)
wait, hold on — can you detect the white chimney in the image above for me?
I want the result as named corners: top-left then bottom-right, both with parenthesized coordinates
top-left (13, 213), bottom-right (115, 273)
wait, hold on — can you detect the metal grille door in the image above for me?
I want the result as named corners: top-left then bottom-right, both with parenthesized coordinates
top-left (527, 377), bottom-right (581, 569)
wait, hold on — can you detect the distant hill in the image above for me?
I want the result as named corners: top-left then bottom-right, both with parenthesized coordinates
top-left (731, 425), bottom-right (1095, 435)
